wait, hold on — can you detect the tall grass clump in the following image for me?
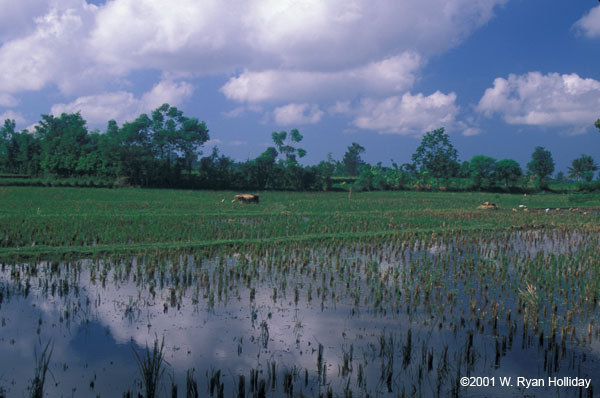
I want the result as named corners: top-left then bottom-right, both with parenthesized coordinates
top-left (132, 336), bottom-right (168, 398)
top-left (29, 339), bottom-right (53, 398)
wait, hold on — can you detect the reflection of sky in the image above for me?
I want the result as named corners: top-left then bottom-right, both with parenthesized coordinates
top-left (1, 231), bottom-right (599, 396)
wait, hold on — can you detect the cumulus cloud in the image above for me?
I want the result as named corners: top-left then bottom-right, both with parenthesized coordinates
top-left (140, 79), bottom-right (194, 110)
top-left (50, 79), bottom-right (194, 126)
top-left (329, 101), bottom-right (352, 115)
top-left (88, 0), bottom-right (507, 74)
top-left (0, 4), bottom-right (103, 95)
top-left (221, 105), bottom-right (263, 119)
top-left (0, 0), bottom-right (511, 133)
top-left (0, 0), bottom-right (51, 42)
top-left (221, 53), bottom-right (421, 103)
top-left (477, 72), bottom-right (600, 132)
top-left (0, 0), bottom-right (507, 97)
top-left (273, 103), bottom-right (324, 125)
top-left (0, 110), bottom-right (26, 125)
top-left (353, 91), bottom-right (459, 136)
top-left (0, 93), bottom-right (19, 107)
top-left (574, 5), bottom-right (600, 38)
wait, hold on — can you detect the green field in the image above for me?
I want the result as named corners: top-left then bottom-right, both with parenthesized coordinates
top-left (2, 186), bottom-right (600, 397)
top-left (0, 186), bottom-right (598, 260)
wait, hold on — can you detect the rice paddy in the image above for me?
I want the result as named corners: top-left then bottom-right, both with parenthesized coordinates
top-left (0, 187), bottom-right (599, 397)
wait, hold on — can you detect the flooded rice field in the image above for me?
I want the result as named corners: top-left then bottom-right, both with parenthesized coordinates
top-left (0, 229), bottom-right (599, 397)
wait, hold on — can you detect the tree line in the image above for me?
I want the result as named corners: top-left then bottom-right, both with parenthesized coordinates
top-left (0, 104), bottom-right (598, 192)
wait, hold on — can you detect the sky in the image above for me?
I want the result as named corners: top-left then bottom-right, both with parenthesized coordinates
top-left (0, 0), bottom-right (599, 173)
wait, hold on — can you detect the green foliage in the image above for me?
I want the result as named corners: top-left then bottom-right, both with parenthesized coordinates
top-left (493, 159), bottom-right (522, 189)
top-left (342, 143), bottom-right (366, 176)
top-left (0, 104), bottom-right (209, 188)
top-left (568, 154), bottom-right (597, 182)
top-left (271, 128), bottom-right (306, 166)
top-left (36, 112), bottom-right (89, 177)
top-left (243, 147), bottom-right (279, 190)
top-left (356, 162), bottom-right (410, 191)
top-left (468, 155), bottom-right (496, 190)
top-left (411, 128), bottom-right (458, 184)
top-left (197, 147), bottom-right (237, 189)
top-left (315, 154), bottom-right (336, 191)
top-left (0, 187), bottom-right (598, 260)
top-left (595, 118), bottom-right (600, 133)
top-left (527, 146), bottom-right (555, 187)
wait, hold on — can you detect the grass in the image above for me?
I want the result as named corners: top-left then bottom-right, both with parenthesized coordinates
top-left (0, 186), bottom-right (598, 260)
top-left (132, 336), bottom-right (168, 398)
top-left (29, 339), bottom-right (53, 398)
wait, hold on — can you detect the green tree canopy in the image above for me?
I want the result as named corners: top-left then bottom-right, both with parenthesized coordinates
top-left (342, 142), bottom-right (366, 176)
top-left (411, 128), bottom-right (458, 183)
top-left (149, 103), bottom-right (210, 175)
top-left (493, 159), bottom-right (522, 188)
top-left (271, 128), bottom-right (306, 166)
top-left (35, 112), bottom-right (89, 177)
top-left (527, 146), bottom-right (555, 186)
top-left (568, 154), bottom-right (598, 182)
top-left (468, 155), bottom-right (496, 189)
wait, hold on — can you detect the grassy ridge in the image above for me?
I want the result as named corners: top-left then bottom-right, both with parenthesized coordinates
top-left (0, 186), bottom-right (598, 259)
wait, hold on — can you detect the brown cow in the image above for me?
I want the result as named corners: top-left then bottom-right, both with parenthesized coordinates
top-left (476, 201), bottom-right (498, 210)
top-left (232, 194), bottom-right (260, 204)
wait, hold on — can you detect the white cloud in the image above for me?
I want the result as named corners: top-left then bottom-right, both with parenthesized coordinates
top-left (273, 103), bottom-right (324, 125)
top-left (0, 93), bottom-right (19, 107)
top-left (574, 5), bottom-right (600, 38)
top-left (222, 107), bottom-right (246, 119)
top-left (329, 101), bottom-right (352, 115)
top-left (477, 72), bottom-right (600, 132)
top-left (0, 4), bottom-right (102, 95)
top-left (221, 53), bottom-right (421, 103)
top-left (87, 0), bottom-right (506, 75)
top-left (0, 0), bottom-right (510, 131)
top-left (353, 91), bottom-right (459, 136)
top-left (221, 105), bottom-right (263, 118)
top-left (140, 79), bottom-right (194, 110)
top-left (50, 91), bottom-right (137, 125)
top-left (1, 0), bottom-right (507, 97)
top-left (0, 110), bottom-right (26, 125)
top-left (50, 79), bottom-right (194, 126)
top-left (0, 0), bottom-right (51, 42)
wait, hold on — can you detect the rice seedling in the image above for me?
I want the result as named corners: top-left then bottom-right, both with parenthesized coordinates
top-left (29, 339), bottom-right (53, 398)
top-left (1, 188), bottom-right (600, 396)
top-left (132, 336), bottom-right (168, 398)
top-left (186, 369), bottom-right (199, 398)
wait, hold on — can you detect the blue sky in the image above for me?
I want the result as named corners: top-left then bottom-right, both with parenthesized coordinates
top-left (0, 0), bottom-right (599, 173)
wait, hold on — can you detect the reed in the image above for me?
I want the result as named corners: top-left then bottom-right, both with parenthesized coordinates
top-left (132, 336), bottom-right (168, 398)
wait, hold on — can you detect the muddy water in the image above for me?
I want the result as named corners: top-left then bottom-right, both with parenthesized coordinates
top-left (0, 230), bottom-right (599, 397)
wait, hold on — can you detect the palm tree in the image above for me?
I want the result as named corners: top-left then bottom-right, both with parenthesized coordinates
top-left (567, 154), bottom-right (598, 181)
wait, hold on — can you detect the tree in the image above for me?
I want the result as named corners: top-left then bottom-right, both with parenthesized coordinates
top-left (243, 147), bottom-right (279, 190)
top-left (595, 118), bottom-right (600, 133)
top-left (149, 104), bottom-right (209, 176)
top-left (197, 147), bottom-right (236, 189)
top-left (316, 153), bottom-right (336, 191)
top-left (36, 112), bottom-right (89, 177)
top-left (468, 155), bottom-right (496, 190)
top-left (568, 154), bottom-right (598, 182)
top-left (271, 129), bottom-right (306, 167)
top-left (527, 146), bottom-right (554, 188)
top-left (493, 159), bottom-right (522, 189)
top-left (115, 113), bottom-right (154, 186)
top-left (342, 142), bottom-right (366, 176)
top-left (0, 119), bottom-right (16, 171)
top-left (4, 129), bottom-right (41, 175)
top-left (411, 128), bottom-right (458, 185)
